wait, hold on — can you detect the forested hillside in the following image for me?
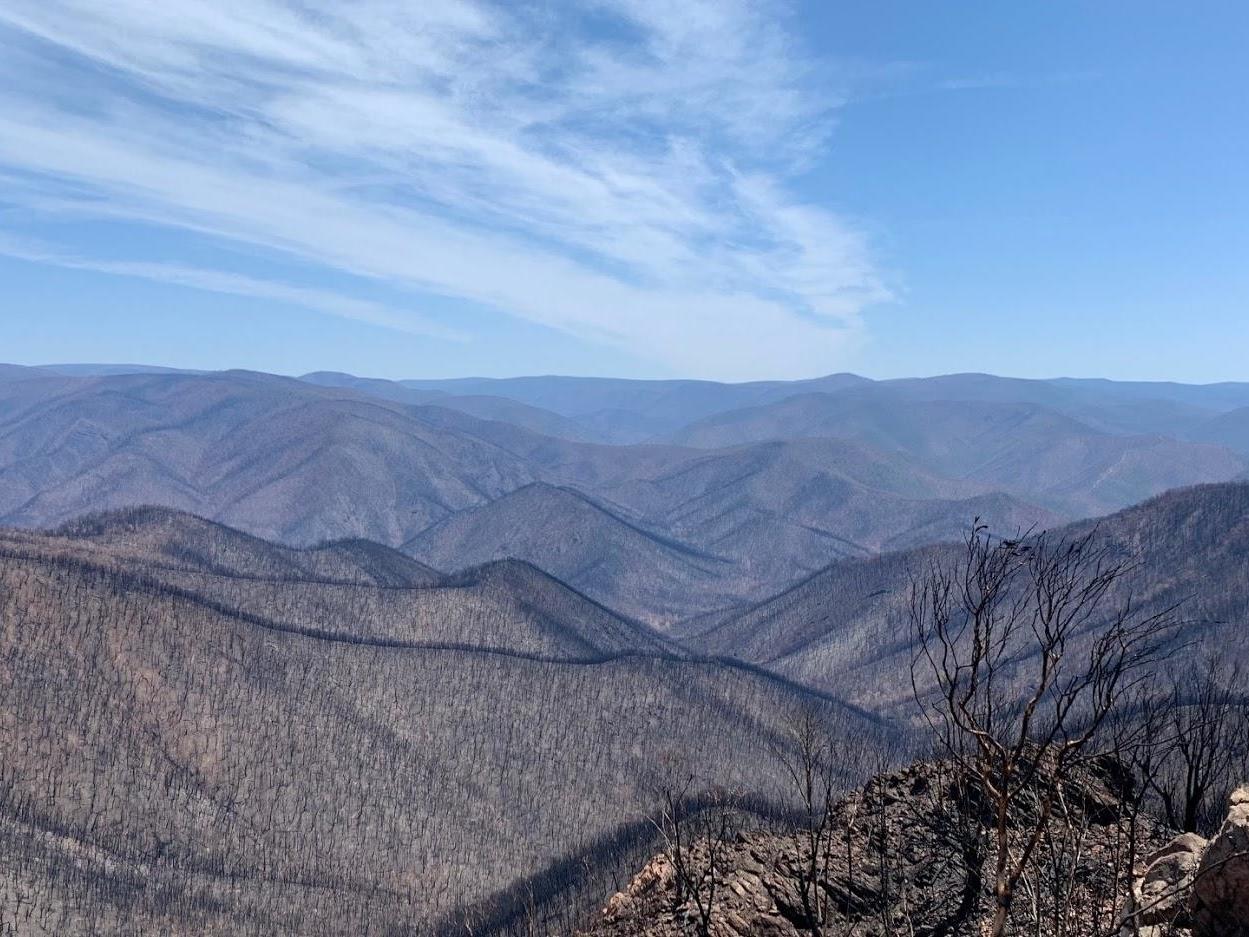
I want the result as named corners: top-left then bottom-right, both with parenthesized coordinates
top-left (685, 482), bottom-right (1249, 712)
top-left (0, 512), bottom-right (884, 935)
top-left (2, 468), bottom-right (1248, 935)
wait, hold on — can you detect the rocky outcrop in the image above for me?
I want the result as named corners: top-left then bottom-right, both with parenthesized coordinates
top-left (1119, 784), bottom-right (1249, 937)
top-left (584, 767), bottom-right (1249, 937)
top-left (1190, 785), bottom-right (1249, 936)
top-left (1124, 832), bottom-right (1207, 933)
top-left (581, 758), bottom-right (1176, 937)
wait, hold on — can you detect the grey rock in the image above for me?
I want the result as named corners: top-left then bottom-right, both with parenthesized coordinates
top-left (1191, 785), bottom-right (1249, 936)
top-left (1130, 832), bottom-right (1206, 928)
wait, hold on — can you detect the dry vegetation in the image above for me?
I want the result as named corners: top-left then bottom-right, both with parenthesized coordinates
top-left (686, 483), bottom-right (1249, 715)
top-left (586, 514), bottom-right (1249, 937)
top-left (2, 486), bottom-right (1248, 935)
top-left (0, 512), bottom-right (885, 935)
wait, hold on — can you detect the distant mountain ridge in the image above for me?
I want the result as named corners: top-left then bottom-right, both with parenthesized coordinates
top-left (2, 364), bottom-right (1247, 625)
top-left (404, 482), bottom-right (740, 626)
top-left (662, 392), bottom-right (1247, 514)
top-left (682, 481), bottom-right (1249, 713)
top-left (53, 504), bottom-right (444, 587)
top-left (0, 367), bottom-right (1062, 624)
top-left (310, 368), bottom-right (1249, 445)
top-left (1, 505), bottom-right (676, 660)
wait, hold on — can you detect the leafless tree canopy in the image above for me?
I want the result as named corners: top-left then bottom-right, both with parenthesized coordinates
top-left (910, 523), bottom-right (1181, 936)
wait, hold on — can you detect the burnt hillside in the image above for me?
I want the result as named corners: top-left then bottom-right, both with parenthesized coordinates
top-left (0, 512), bottom-right (887, 935)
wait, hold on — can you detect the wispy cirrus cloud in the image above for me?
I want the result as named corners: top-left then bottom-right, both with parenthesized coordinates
top-left (0, 0), bottom-right (889, 379)
top-left (0, 231), bottom-right (465, 339)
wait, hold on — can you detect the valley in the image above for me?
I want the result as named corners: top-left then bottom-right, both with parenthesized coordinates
top-left (2, 364), bottom-right (1248, 934)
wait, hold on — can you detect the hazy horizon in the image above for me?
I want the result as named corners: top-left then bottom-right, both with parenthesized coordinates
top-left (10, 359), bottom-right (1249, 389)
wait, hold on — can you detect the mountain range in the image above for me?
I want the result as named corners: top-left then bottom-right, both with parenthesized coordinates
top-left (3, 361), bottom-right (1249, 933)
top-left (681, 481), bottom-right (1249, 713)
top-left (0, 506), bottom-right (879, 935)
top-left (3, 481), bottom-right (1248, 933)
top-left (2, 363), bottom-right (1247, 625)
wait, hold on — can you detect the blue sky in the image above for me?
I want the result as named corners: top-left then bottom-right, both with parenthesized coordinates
top-left (0, 1), bottom-right (1245, 382)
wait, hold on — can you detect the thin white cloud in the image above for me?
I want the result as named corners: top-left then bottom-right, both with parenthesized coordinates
top-left (0, 232), bottom-right (464, 340)
top-left (0, 0), bottom-right (888, 379)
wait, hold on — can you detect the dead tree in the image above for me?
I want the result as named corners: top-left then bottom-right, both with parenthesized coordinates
top-left (910, 523), bottom-right (1179, 937)
top-left (649, 758), bottom-right (737, 937)
top-left (686, 788), bottom-right (736, 937)
top-left (1098, 687), bottom-right (1174, 937)
top-left (1149, 655), bottom-right (1247, 835)
top-left (774, 707), bottom-right (839, 935)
